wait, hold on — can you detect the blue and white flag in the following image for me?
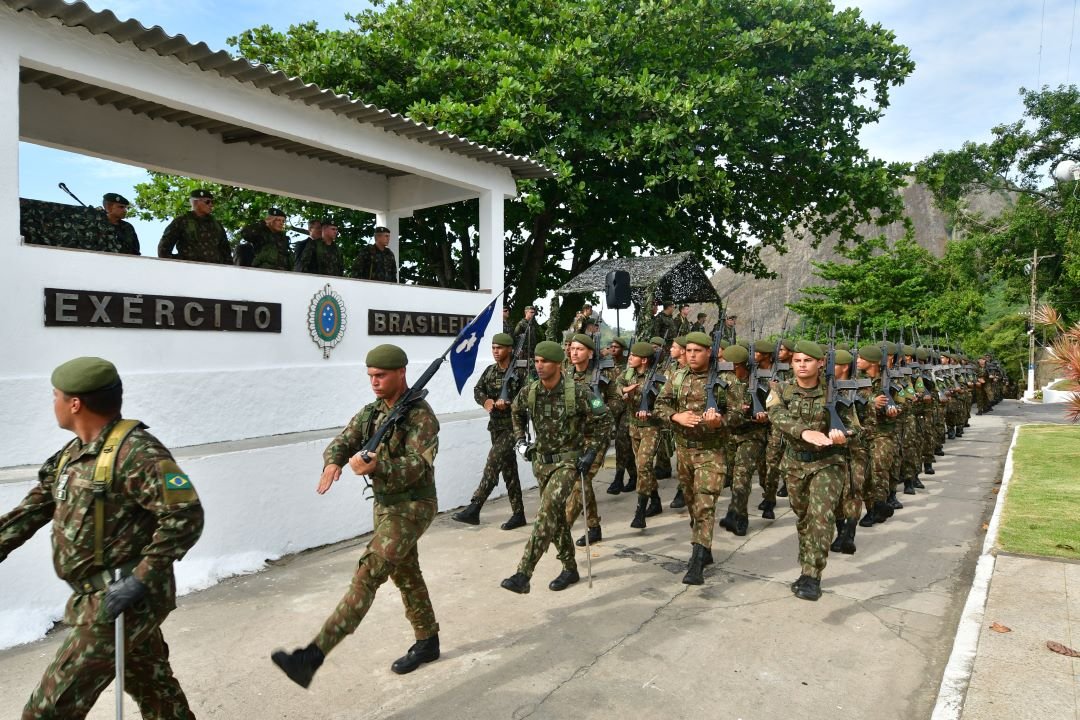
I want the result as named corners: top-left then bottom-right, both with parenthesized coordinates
top-left (451, 295), bottom-right (500, 393)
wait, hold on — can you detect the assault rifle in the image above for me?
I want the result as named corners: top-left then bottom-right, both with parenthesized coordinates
top-left (823, 331), bottom-right (848, 434)
top-left (499, 331), bottom-right (528, 403)
top-left (746, 338), bottom-right (767, 415)
top-left (880, 326), bottom-right (898, 411)
top-left (773, 320), bottom-right (790, 377)
top-left (705, 330), bottom-right (730, 412)
top-left (638, 347), bottom-right (668, 413)
top-left (835, 319), bottom-right (870, 406)
top-left (589, 331), bottom-right (614, 401)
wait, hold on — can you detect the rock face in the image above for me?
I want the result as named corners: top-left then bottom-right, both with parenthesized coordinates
top-left (704, 182), bottom-right (1009, 338)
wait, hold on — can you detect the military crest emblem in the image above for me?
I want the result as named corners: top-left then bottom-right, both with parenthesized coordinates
top-left (308, 284), bottom-right (348, 358)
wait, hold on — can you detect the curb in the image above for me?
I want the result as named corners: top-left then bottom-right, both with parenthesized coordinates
top-left (929, 423), bottom-right (1022, 720)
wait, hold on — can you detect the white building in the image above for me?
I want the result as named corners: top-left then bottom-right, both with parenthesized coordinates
top-left (0, 0), bottom-right (550, 649)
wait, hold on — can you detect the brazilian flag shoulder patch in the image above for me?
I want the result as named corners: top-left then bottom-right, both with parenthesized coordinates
top-left (159, 460), bottom-right (198, 504)
top-left (589, 397), bottom-right (605, 415)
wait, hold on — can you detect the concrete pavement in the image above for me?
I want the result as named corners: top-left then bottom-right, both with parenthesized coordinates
top-left (0, 402), bottom-right (1030, 718)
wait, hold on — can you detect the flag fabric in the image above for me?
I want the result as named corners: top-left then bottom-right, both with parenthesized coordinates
top-left (450, 295), bottom-right (500, 393)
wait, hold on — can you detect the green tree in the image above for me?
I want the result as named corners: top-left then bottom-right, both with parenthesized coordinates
top-left (135, 0), bottom-right (913, 318)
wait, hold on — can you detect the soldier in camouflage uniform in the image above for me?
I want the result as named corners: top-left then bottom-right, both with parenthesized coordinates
top-left (654, 331), bottom-right (732, 585)
top-left (0, 357), bottom-right (203, 719)
top-left (240, 207), bottom-right (293, 270)
top-left (676, 305), bottom-right (693, 336)
top-left (297, 218), bottom-right (344, 276)
top-left (760, 338), bottom-right (795, 517)
top-left (619, 342), bottom-right (665, 528)
top-left (855, 344), bottom-right (900, 527)
top-left (653, 335), bottom-right (677, 491)
top-left (102, 193), bottom-right (140, 255)
top-left (975, 356), bottom-right (992, 414)
top-left (350, 225), bottom-right (399, 282)
top-left (500, 341), bottom-right (610, 594)
top-left (157, 189), bottom-right (231, 265)
top-left (718, 344), bottom-right (770, 537)
top-left (513, 306), bottom-right (542, 363)
top-left (690, 312), bottom-right (708, 334)
top-left (452, 334), bottom-right (526, 529)
top-left (652, 304), bottom-right (678, 345)
top-left (606, 337), bottom-right (636, 494)
top-left (272, 344), bottom-right (442, 686)
top-left (830, 349), bottom-right (868, 554)
top-left (767, 341), bottom-right (852, 601)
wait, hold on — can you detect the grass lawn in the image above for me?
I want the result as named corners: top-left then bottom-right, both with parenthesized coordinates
top-left (998, 424), bottom-right (1080, 561)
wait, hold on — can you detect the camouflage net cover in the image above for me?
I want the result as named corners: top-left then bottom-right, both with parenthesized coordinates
top-left (20, 198), bottom-right (115, 251)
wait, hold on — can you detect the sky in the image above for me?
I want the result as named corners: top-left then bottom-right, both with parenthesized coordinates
top-left (17, 0), bottom-right (1080, 253)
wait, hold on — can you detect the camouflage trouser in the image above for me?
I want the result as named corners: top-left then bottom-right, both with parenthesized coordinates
top-left (675, 444), bottom-right (726, 549)
top-left (918, 402), bottom-right (936, 463)
top-left (315, 497), bottom-right (438, 654)
top-left (566, 441), bottom-right (609, 529)
top-left (762, 426), bottom-right (784, 501)
top-left (519, 461), bottom-right (577, 577)
top-left (975, 385), bottom-right (990, 412)
top-left (613, 410), bottom-right (634, 476)
top-left (727, 430), bottom-right (767, 517)
top-left (785, 461), bottom-right (845, 579)
top-left (900, 412), bottom-right (919, 482)
top-left (934, 400), bottom-right (947, 445)
top-left (946, 395), bottom-right (964, 428)
top-left (470, 423), bottom-right (524, 514)
top-left (22, 601), bottom-right (193, 720)
top-left (866, 432), bottom-right (898, 504)
top-left (654, 428), bottom-right (673, 476)
top-left (630, 423), bottom-right (661, 496)
top-left (836, 442), bottom-right (866, 520)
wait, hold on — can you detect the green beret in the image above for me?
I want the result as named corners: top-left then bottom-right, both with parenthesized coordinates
top-left (102, 193), bottom-right (129, 206)
top-left (723, 344), bottom-right (749, 364)
top-left (794, 340), bottom-right (824, 360)
top-left (571, 334), bottom-right (594, 351)
top-left (901, 344), bottom-right (916, 357)
top-left (492, 333), bottom-right (514, 347)
top-left (190, 189), bottom-right (213, 200)
top-left (630, 341), bottom-right (655, 358)
top-left (836, 342), bottom-right (851, 352)
top-left (858, 344), bottom-right (883, 363)
top-left (534, 340), bottom-right (565, 362)
top-left (673, 335), bottom-right (688, 347)
top-left (753, 339), bottom-right (774, 354)
top-left (781, 338), bottom-right (796, 351)
top-left (737, 339), bottom-right (750, 349)
top-left (610, 337), bottom-right (628, 349)
top-left (834, 349), bottom-right (854, 366)
top-left (365, 344), bottom-right (408, 369)
top-left (649, 336), bottom-right (665, 346)
top-left (915, 347), bottom-right (930, 361)
top-left (884, 342), bottom-right (898, 356)
top-left (267, 207), bottom-right (286, 217)
top-left (51, 357), bottom-right (120, 394)
top-left (719, 340), bottom-right (730, 349)
top-left (684, 331), bottom-right (712, 348)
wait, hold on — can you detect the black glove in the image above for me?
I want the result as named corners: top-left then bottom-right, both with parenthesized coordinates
top-left (104, 574), bottom-right (147, 620)
top-left (576, 448), bottom-right (597, 474)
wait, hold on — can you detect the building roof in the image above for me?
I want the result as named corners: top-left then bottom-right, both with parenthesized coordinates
top-left (6, 0), bottom-right (554, 180)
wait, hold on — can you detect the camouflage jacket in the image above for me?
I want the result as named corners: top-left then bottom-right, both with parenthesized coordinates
top-left (324, 397), bottom-right (439, 496)
top-left (0, 418), bottom-right (204, 624)
top-left (474, 362), bottom-right (522, 430)
top-left (241, 222), bottom-right (293, 270)
top-left (351, 244), bottom-right (398, 282)
top-left (572, 367), bottom-right (622, 419)
top-left (110, 219), bottom-right (140, 255)
top-left (617, 366), bottom-right (663, 427)
top-left (158, 211), bottom-right (231, 264)
top-left (299, 239), bottom-right (344, 277)
top-left (725, 375), bottom-right (767, 440)
top-left (513, 318), bottom-right (542, 360)
top-left (653, 368), bottom-right (727, 446)
top-left (512, 374), bottom-right (611, 458)
top-left (767, 381), bottom-right (852, 473)
top-left (652, 313), bottom-right (677, 343)
top-left (863, 375), bottom-right (899, 434)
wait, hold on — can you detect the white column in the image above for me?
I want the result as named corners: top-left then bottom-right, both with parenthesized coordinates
top-left (477, 190), bottom-right (505, 293)
top-left (0, 47), bottom-right (19, 264)
top-left (374, 211), bottom-right (401, 281)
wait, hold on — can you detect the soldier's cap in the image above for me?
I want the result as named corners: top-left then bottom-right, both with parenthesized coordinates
top-left (102, 192), bottom-right (130, 206)
top-left (492, 333), bottom-right (514, 347)
top-left (570, 333), bottom-right (595, 351)
top-left (51, 357), bottom-right (121, 395)
top-left (630, 341), bottom-right (655, 358)
top-left (719, 339), bottom-right (730, 349)
top-left (781, 338), bottom-right (796, 351)
top-left (365, 344), bottom-right (408, 369)
top-left (834, 349), bottom-right (854, 366)
top-left (723, 344), bottom-right (749, 364)
top-left (793, 340), bottom-right (824, 360)
top-left (916, 347), bottom-right (930, 361)
top-left (883, 342), bottom-right (897, 355)
top-left (649, 336), bottom-right (665, 346)
top-left (901, 344), bottom-right (916, 357)
top-left (374, 225), bottom-right (391, 234)
top-left (727, 313), bottom-right (738, 319)
top-left (697, 312), bottom-right (707, 319)
top-left (673, 335), bottom-right (688, 347)
top-left (737, 339), bottom-right (750, 350)
top-left (267, 207), bottom-right (286, 217)
top-left (319, 218), bottom-right (337, 227)
top-left (534, 340), bottom-right (565, 363)
top-left (836, 342), bottom-right (851, 351)
top-left (858, 344), bottom-right (884, 363)
top-left (753, 339), bottom-right (774, 354)
top-left (190, 189), bottom-right (213, 200)
top-left (684, 331), bottom-right (712, 348)
top-left (610, 336), bottom-right (628, 349)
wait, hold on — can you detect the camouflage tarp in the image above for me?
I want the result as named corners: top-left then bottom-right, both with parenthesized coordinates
top-left (555, 252), bottom-right (721, 306)
top-left (20, 198), bottom-right (115, 251)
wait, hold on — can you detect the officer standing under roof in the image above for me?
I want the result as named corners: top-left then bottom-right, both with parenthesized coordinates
top-left (157, 188), bottom-right (231, 264)
top-left (101, 192), bottom-right (140, 255)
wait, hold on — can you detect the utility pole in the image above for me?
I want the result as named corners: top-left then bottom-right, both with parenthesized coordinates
top-left (1026, 247), bottom-right (1057, 399)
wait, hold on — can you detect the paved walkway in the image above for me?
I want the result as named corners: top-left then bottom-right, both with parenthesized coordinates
top-left (0, 402), bottom-right (1039, 718)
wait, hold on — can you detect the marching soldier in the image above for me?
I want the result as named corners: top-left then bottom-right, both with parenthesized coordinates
top-left (272, 344), bottom-right (442, 685)
top-left (718, 344), bottom-right (770, 537)
top-left (501, 341), bottom-right (610, 593)
top-left (0, 357), bottom-right (203, 718)
top-left (513, 306), bottom-right (542, 363)
top-left (157, 188), bottom-right (231, 265)
top-left (606, 337), bottom-right (636, 494)
top-left (618, 342), bottom-right (666, 528)
top-left (452, 334), bottom-right (527, 530)
top-left (856, 344), bottom-right (900, 527)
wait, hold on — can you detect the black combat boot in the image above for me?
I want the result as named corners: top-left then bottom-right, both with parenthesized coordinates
top-left (913, 476), bottom-right (925, 489)
top-left (887, 491), bottom-right (904, 510)
top-left (630, 495), bottom-right (648, 529)
top-left (391, 635), bottom-right (440, 675)
top-left (548, 568), bottom-right (580, 591)
top-left (872, 500), bottom-right (893, 523)
top-left (839, 519), bottom-right (857, 555)
top-left (670, 487), bottom-right (686, 509)
top-left (790, 574), bottom-right (810, 593)
top-left (733, 514), bottom-right (749, 537)
top-left (500, 572), bottom-right (531, 594)
top-left (924, 462), bottom-right (936, 475)
top-left (859, 509), bottom-right (876, 528)
top-left (645, 490), bottom-right (663, 517)
top-left (935, 446), bottom-right (945, 456)
top-left (955, 426), bottom-right (964, 437)
top-left (654, 463), bottom-right (672, 480)
top-left (718, 508), bottom-right (737, 533)
top-left (903, 478), bottom-right (916, 495)
top-left (761, 500), bottom-right (776, 520)
top-left (702, 547), bottom-right (714, 566)
top-left (794, 576), bottom-right (822, 601)
top-left (682, 544), bottom-right (707, 585)
top-left (271, 643), bottom-right (325, 688)
top-left (607, 470), bottom-right (623, 495)
top-left (623, 469), bottom-right (637, 492)
top-left (947, 427), bottom-right (956, 440)
top-left (757, 498), bottom-right (768, 510)
top-left (830, 519), bottom-right (845, 553)
top-left (451, 502), bottom-right (482, 525)
top-left (776, 481), bottom-right (789, 498)
top-left (576, 525), bottom-right (602, 546)
top-left (500, 511), bottom-right (527, 530)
